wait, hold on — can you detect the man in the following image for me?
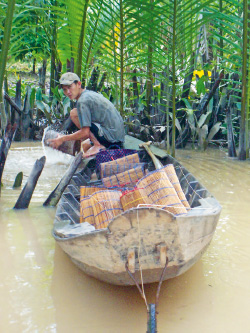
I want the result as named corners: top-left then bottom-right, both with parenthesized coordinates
top-left (48, 72), bottom-right (125, 157)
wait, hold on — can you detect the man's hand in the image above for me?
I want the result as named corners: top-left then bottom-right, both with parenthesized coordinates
top-left (47, 135), bottom-right (64, 149)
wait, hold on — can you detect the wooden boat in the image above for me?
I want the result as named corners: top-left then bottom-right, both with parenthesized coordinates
top-left (53, 136), bottom-right (221, 286)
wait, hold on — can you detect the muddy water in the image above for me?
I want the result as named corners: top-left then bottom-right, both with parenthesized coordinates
top-left (0, 142), bottom-right (250, 333)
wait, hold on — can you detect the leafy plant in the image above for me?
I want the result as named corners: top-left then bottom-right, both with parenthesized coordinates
top-left (35, 86), bottom-right (71, 124)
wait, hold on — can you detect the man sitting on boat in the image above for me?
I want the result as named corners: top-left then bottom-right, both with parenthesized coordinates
top-left (48, 72), bottom-right (125, 157)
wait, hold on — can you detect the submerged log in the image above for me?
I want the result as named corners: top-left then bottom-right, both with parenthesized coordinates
top-left (14, 156), bottom-right (46, 209)
top-left (43, 152), bottom-right (83, 207)
top-left (43, 129), bottom-right (81, 156)
top-left (0, 123), bottom-right (17, 192)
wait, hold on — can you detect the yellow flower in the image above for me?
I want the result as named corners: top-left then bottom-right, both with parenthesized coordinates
top-left (193, 70), bottom-right (212, 79)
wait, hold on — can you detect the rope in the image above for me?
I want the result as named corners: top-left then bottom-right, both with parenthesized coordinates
top-left (136, 209), bottom-right (149, 311)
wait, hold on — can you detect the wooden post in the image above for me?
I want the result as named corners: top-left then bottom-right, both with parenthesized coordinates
top-left (14, 156), bottom-right (46, 209)
top-left (0, 122), bottom-right (17, 192)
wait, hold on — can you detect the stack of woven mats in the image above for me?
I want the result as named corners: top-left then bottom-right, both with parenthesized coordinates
top-left (80, 149), bottom-right (190, 229)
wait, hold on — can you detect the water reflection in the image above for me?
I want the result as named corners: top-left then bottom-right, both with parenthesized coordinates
top-left (1, 143), bottom-right (250, 332)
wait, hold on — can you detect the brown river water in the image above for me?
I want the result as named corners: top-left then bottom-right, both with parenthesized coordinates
top-left (0, 142), bottom-right (250, 333)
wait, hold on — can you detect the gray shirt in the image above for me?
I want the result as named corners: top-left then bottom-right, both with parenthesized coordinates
top-left (77, 90), bottom-right (125, 143)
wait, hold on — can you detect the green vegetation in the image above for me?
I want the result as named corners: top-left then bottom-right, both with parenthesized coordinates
top-left (0, 0), bottom-right (249, 159)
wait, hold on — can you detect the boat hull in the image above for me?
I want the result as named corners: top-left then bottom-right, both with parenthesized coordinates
top-left (54, 204), bottom-right (220, 285)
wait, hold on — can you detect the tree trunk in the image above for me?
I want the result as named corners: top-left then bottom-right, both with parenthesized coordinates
top-left (67, 57), bottom-right (75, 73)
top-left (86, 67), bottom-right (99, 91)
top-left (238, 0), bottom-right (249, 160)
top-left (32, 58), bottom-right (36, 74)
top-left (22, 86), bottom-right (32, 139)
top-left (14, 79), bottom-right (22, 141)
top-left (226, 97), bottom-right (237, 157)
top-left (38, 59), bottom-right (47, 94)
top-left (132, 69), bottom-right (139, 110)
top-left (0, 0), bottom-right (16, 116)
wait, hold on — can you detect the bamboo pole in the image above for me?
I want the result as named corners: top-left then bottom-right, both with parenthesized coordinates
top-left (171, 0), bottom-right (177, 158)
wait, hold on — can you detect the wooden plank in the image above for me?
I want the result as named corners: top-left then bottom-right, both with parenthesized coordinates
top-left (124, 135), bottom-right (169, 159)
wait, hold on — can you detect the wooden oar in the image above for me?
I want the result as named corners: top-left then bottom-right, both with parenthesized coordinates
top-left (139, 141), bottom-right (163, 169)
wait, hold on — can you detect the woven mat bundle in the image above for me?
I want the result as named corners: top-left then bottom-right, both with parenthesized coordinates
top-left (80, 185), bottom-right (107, 198)
top-left (80, 158), bottom-right (190, 228)
top-left (80, 185), bottom-right (125, 227)
top-left (136, 169), bottom-right (187, 215)
top-left (100, 153), bottom-right (140, 178)
top-left (80, 196), bottom-right (95, 224)
top-left (102, 164), bottom-right (145, 188)
top-left (120, 188), bottom-right (148, 211)
top-left (91, 190), bottom-right (123, 229)
top-left (162, 164), bottom-right (190, 210)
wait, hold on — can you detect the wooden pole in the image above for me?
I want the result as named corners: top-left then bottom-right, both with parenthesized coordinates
top-left (14, 156), bottom-right (46, 209)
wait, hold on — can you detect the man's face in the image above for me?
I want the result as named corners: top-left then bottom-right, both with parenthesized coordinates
top-left (62, 81), bottom-right (81, 100)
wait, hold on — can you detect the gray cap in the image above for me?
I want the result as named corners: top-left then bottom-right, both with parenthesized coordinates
top-left (59, 72), bottom-right (80, 85)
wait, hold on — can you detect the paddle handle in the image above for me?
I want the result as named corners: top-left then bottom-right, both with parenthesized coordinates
top-left (140, 143), bottom-right (163, 169)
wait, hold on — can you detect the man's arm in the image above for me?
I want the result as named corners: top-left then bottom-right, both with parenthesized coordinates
top-left (48, 127), bottom-right (90, 149)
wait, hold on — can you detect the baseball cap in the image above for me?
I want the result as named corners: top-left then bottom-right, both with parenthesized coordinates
top-left (59, 72), bottom-right (80, 85)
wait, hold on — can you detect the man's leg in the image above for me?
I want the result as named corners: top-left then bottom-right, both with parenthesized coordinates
top-left (70, 108), bottom-right (105, 156)
top-left (70, 108), bottom-right (81, 128)
top-left (83, 132), bottom-right (106, 157)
